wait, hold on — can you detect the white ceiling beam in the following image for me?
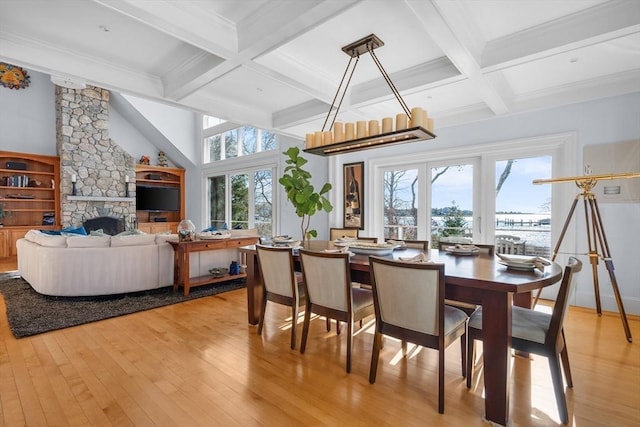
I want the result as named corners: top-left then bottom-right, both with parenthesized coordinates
top-left (350, 58), bottom-right (462, 106)
top-left (0, 31), bottom-right (163, 97)
top-left (406, 0), bottom-right (511, 115)
top-left (237, 0), bottom-right (362, 58)
top-left (272, 99), bottom-right (331, 129)
top-left (482, 0), bottom-right (640, 71)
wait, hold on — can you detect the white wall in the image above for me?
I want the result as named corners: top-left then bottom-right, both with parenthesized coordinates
top-left (278, 136), bottom-right (331, 240)
top-left (0, 70), bottom-right (56, 155)
top-left (109, 108), bottom-right (161, 163)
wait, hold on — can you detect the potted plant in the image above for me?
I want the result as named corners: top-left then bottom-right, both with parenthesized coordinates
top-left (279, 147), bottom-right (333, 243)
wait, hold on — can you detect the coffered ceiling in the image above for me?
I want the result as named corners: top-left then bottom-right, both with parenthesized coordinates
top-left (1, 0), bottom-right (639, 139)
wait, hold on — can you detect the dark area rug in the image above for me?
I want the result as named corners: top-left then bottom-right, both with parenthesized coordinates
top-left (0, 272), bottom-right (245, 338)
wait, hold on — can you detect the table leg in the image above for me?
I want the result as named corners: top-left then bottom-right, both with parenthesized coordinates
top-left (481, 290), bottom-right (513, 426)
top-left (172, 248), bottom-right (182, 293)
top-left (182, 249), bottom-right (191, 296)
top-left (244, 252), bottom-right (262, 325)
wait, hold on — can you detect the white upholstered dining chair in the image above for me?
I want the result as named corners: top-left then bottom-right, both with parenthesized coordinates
top-left (466, 256), bottom-right (583, 424)
top-left (298, 249), bottom-right (374, 373)
top-left (368, 256), bottom-right (468, 413)
top-left (256, 245), bottom-right (306, 349)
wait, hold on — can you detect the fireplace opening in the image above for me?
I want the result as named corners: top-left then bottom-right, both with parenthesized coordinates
top-left (83, 216), bottom-right (125, 236)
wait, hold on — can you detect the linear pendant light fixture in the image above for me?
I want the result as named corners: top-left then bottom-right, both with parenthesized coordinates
top-left (304, 34), bottom-right (436, 156)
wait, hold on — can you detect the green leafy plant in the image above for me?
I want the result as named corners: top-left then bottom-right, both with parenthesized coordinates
top-left (441, 200), bottom-right (467, 237)
top-left (279, 147), bottom-right (333, 241)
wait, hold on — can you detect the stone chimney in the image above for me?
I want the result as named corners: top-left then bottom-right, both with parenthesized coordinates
top-left (55, 85), bottom-right (136, 227)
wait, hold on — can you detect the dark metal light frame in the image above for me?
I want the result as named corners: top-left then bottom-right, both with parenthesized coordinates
top-left (304, 34), bottom-right (436, 156)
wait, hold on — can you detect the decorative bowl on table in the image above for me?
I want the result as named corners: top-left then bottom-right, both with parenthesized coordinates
top-left (496, 253), bottom-right (551, 271)
top-left (209, 267), bottom-right (229, 278)
top-left (272, 235), bottom-right (294, 244)
top-left (443, 244), bottom-right (480, 255)
top-left (348, 242), bottom-right (397, 256)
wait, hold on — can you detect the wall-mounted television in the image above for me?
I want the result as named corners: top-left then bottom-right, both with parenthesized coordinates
top-left (136, 185), bottom-right (180, 212)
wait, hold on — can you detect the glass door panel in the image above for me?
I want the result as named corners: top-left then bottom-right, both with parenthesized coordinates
top-left (495, 156), bottom-right (552, 257)
top-left (208, 175), bottom-right (226, 229)
top-left (430, 164), bottom-right (474, 247)
top-left (231, 173), bottom-right (249, 229)
top-left (382, 168), bottom-right (418, 240)
top-left (254, 169), bottom-right (273, 236)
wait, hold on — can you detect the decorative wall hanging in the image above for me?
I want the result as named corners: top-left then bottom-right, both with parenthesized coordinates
top-left (343, 162), bottom-right (364, 229)
top-left (0, 63), bottom-right (31, 90)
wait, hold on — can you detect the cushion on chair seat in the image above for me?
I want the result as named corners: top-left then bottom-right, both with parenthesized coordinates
top-left (444, 305), bottom-right (468, 335)
top-left (352, 287), bottom-right (374, 311)
top-left (468, 306), bottom-right (551, 344)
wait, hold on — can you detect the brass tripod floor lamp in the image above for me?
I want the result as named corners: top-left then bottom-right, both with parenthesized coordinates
top-left (533, 172), bottom-right (640, 343)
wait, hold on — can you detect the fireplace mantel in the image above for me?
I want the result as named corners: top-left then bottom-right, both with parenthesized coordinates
top-left (67, 196), bottom-right (134, 203)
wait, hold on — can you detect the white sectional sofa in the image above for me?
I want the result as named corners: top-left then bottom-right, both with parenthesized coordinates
top-left (17, 229), bottom-right (253, 296)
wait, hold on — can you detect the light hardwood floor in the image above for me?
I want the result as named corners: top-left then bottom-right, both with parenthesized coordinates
top-left (1, 256), bottom-right (638, 426)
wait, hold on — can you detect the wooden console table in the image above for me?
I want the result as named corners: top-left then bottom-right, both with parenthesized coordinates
top-left (168, 236), bottom-right (258, 295)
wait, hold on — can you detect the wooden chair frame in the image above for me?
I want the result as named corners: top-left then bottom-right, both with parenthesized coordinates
top-left (256, 245), bottom-right (305, 349)
top-left (368, 256), bottom-right (468, 413)
top-left (298, 249), bottom-right (374, 373)
top-left (466, 256), bottom-right (583, 424)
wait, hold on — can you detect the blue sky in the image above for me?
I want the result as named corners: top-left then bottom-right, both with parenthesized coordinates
top-left (389, 156), bottom-right (552, 214)
top-left (431, 157), bottom-right (552, 213)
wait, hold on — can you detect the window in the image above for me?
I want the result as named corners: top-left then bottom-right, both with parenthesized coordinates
top-left (203, 119), bottom-right (277, 163)
top-left (206, 167), bottom-right (275, 235)
top-left (202, 115), bottom-right (226, 129)
top-left (430, 163), bottom-right (475, 247)
top-left (370, 133), bottom-right (574, 260)
top-left (382, 168), bottom-right (418, 240)
top-left (494, 156), bottom-right (552, 256)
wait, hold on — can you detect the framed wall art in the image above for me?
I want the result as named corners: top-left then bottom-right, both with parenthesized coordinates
top-left (343, 162), bottom-right (364, 229)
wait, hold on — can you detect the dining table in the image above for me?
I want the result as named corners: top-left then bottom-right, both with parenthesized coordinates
top-left (238, 241), bottom-right (563, 426)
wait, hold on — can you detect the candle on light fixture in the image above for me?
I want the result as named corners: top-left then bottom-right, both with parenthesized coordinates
top-left (125, 175), bottom-right (129, 183)
top-left (71, 174), bottom-right (76, 183)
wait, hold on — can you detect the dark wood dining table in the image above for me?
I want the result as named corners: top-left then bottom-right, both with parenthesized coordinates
top-left (238, 241), bottom-right (563, 426)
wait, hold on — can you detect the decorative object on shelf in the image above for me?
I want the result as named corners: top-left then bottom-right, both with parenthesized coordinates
top-left (279, 147), bottom-right (332, 243)
top-left (303, 34), bottom-right (435, 156)
top-left (0, 62), bottom-right (31, 90)
top-left (157, 151), bottom-right (168, 167)
top-left (229, 261), bottom-right (240, 275)
top-left (42, 212), bottom-right (55, 226)
top-left (138, 155), bottom-right (150, 165)
top-left (343, 162), bottom-right (364, 229)
top-left (209, 267), bottom-right (229, 278)
top-left (71, 174), bottom-right (77, 196)
top-left (177, 219), bottom-right (196, 242)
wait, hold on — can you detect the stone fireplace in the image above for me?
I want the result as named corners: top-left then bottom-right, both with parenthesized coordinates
top-left (55, 85), bottom-right (136, 228)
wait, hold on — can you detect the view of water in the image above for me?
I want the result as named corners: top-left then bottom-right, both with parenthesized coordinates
top-left (389, 213), bottom-right (552, 250)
